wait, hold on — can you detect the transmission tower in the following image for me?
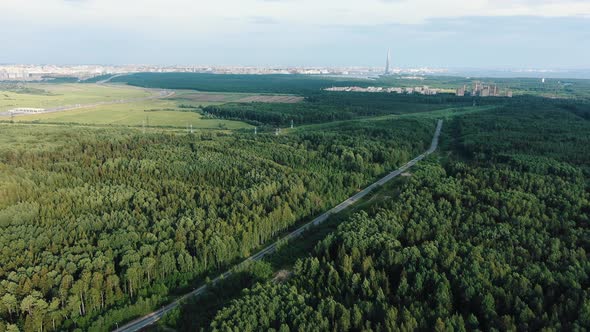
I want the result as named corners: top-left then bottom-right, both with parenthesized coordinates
top-left (290, 119), bottom-right (294, 129)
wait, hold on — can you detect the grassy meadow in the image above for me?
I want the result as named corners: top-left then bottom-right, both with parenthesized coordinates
top-left (0, 83), bottom-right (252, 129)
top-left (15, 99), bottom-right (251, 129)
top-left (0, 83), bottom-right (151, 112)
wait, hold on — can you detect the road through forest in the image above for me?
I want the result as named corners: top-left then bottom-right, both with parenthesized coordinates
top-left (113, 119), bottom-right (444, 332)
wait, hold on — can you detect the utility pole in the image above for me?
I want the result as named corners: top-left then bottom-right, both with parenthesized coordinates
top-left (290, 119), bottom-right (294, 129)
top-left (254, 127), bottom-right (257, 135)
top-left (190, 124), bottom-right (193, 134)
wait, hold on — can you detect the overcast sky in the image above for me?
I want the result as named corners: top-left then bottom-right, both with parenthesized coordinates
top-left (0, 0), bottom-right (589, 68)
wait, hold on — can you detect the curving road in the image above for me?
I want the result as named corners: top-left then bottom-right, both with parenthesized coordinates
top-left (113, 119), bottom-right (443, 332)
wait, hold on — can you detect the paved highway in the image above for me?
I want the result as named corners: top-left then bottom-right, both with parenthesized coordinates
top-left (113, 119), bottom-right (443, 332)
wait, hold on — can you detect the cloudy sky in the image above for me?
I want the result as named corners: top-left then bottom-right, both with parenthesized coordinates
top-left (0, 0), bottom-right (589, 68)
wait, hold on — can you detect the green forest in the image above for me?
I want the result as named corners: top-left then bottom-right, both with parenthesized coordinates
top-left (111, 73), bottom-right (370, 94)
top-left (113, 73), bottom-right (590, 99)
top-left (1, 73), bottom-right (590, 332)
top-left (0, 111), bottom-right (434, 331)
top-left (201, 93), bottom-right (477, 126)
top-left (183, 102), bottom-right (590, 331)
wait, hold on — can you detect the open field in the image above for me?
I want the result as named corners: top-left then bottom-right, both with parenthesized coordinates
top-left (15, 99), bottom-right (251, 129)
top-left (0, 82), bottom-right (250, 129)
top-left (172, 91), bottom-right (304, 104)
top-left (174, 92), bottom-right (248, 103)
top-left (0, 83), bottom-right (151, 112)
top-left (236, 95), bottom-right (303, 103)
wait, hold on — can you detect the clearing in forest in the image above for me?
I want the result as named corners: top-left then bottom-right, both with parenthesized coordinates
top-left (173, 91), bottom-right (304, 104)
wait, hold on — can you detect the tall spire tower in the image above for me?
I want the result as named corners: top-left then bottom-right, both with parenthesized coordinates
top-left (385, 48), bottom-right (391, 75)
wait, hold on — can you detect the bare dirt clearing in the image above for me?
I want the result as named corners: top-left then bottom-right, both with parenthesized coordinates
top-left (237, 95), bottom-right (304, 103)
top-left (176, 92), bottom-right (304, 104)
top-left (273, 270), bottom-right (293, 283)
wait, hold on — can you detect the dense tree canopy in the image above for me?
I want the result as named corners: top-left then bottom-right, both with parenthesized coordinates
top-left (0, 117), bottom-right (433, 331)
top-left (207, 103), bottom-right (590, 331)
top-left (112, 73), bottom-right (370, 94)
top-left (201, 92), bottom-right (472, 126)
top-left (2, 74), bottom-right (589, 332)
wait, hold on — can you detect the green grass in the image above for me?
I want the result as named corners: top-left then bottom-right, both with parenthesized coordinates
top-left (1, 83), bottom-right (251, 129)
top-left (15, 99), bottom-right (251, 129)
top-left (0, 83), bottom-right (151, 112)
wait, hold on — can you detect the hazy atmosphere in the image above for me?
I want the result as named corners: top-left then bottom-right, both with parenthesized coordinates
top-left (1, 0), bottom-right (589, 68)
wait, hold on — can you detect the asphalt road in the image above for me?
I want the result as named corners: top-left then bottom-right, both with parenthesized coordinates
top-left (112, 119), bottom-right (443, 332)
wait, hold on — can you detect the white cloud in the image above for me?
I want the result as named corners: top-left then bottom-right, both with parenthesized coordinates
top-left (0, 0), bottom-right (587, 66)
top-left (1, 0), bottom-right (589, 29)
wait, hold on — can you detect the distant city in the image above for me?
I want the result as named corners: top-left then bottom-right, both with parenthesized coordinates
top-left (1, 48), bottom-right (588, 82)
top-left (325, 83), bottom-right (512, 97)
top-left (0, 63), bottom-right (451, 82)
top-left (0, 56), bottom-right (517, 99)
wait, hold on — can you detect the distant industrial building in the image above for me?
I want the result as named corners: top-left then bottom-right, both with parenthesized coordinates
top-left (456, 85), bottom-right (466, 97)
top-left (480, 86), bottom-right (490, 97)
top-left (9, 108), bottom-right (46, 114)
top-left (325, 85), bottom-right (446, 95)
top-left (468, 81), bottom-right (511, 97)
